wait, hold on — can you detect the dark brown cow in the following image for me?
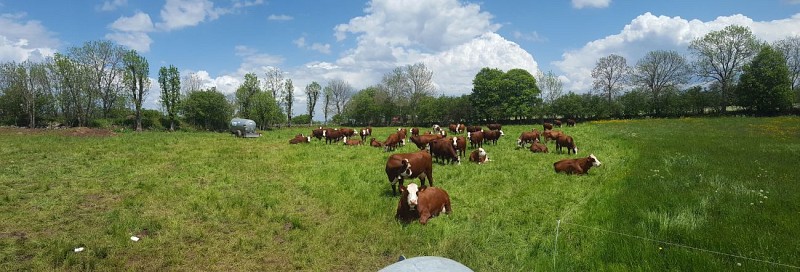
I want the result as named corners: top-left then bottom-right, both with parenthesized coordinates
top-left (554, 154), bottom-right (602, 175)
top-left (448, 123), bottom-right (464, 134)
top-left (343, 136), bottom-right (362, 146)
top-left (483, 129), bottom-right (504, 145)
top-left (385, 151), bottom-right (434, 195)
top-left (383, 132), bottom-right (403, 152)
top-left (466, 125), bottom-right (482, 133)
top-left (289, 134), bottom-right (311, 144)
top-left (543, 122), bottom-right (553, 131)
top-left (556, 135), bottom-right (577, 154)
top-left (411, 127), bottom-right (420, 137)
top-left (323, 128), bottom-right (344, 144)
top-left (396, 183), bottom-right (451, 225)
top-left (428, 138), bottom-right (460, 165)
top-left (311, 127), bottom-right (326, 140)
top-left (449, 136), bottom-right (466, 157)
top-left (469, 148), bottom-right (489, 164)
top-left (567, 119), bottom-right (576, 127)
top-left (339, 128), bottom-right (356, 137)
top-left (370, 137), bottom-right (383, 148)
top-left (410, 134), bottom-right (444, 150)
top-left (487, 123), bottom-right (502, 130)
top-left (554, 120), bottom-right (562, 128)
top-left (359, 127), bottom-right (372, 142)
top-left (543, 130), bottom-right (563, 143)
top-left (529, 141), bottom-right (548, 153)
top-left (517, 130), bottom-right (540, 148)
top-left (467, 130), bottom-right (484, 148)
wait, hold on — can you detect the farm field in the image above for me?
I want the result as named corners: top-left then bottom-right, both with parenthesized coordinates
top-left (1, 117), bottom-right (799, 271)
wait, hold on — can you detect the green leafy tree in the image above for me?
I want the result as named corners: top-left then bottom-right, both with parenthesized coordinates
top-left (736, 45), bottom-right (793, 114)
top-left (158, 65), bottom-right (181, 131)
top-left (470, 67), bottom-right (540, 121)
top-left (69, 40), bottom-right (126, 118)
top-left (284, 79), bottom-right (294, 127)
top-left (291, 114), bottom-right (311, 125)
top-left (537, 70), bottom-right (563, 119)
top-left (122, 50), bottom-right (150, 131)
top-left (52, 53), bottom-right (93, 126)
top-left (323, 86), bottom-right (333, 124)
top-left (343, 86), bottom-right (383, 126)
top-left (249, 91), bottom-right (283, 129)
top-left (552, 92), bottom-right (585, 119)
top-left (689, 25), bottom-right (760, 112)
top-left (183, 88), bottom-right (232, 131)
top-left (234, 73), bottom-right (261, 118)
top-left (618, 88), bottom-right (651, 118)
top-left (304, 81), bottom-right (321, 125)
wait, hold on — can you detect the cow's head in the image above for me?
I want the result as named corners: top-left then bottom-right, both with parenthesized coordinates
top-left (589, 154), bottom-right (602, 166)
top-left (452, 137), bottom-right (457, 147)
top-left (400, 158), bottom-right (413, 177)
top-left (306, 136), bottom-right (311, 142)
top-left (478, 148), bottom-right (486, 157)
top-left (342, 136), bottom-right (347, 143)
top-left (467, 132), bottom-right (471, 140)
top-left (405, 183), bottom-right (420, 209)
top-left (516, 138), bottom-right (523, 147)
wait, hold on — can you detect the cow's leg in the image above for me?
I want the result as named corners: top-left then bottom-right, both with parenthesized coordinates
top-left (419, 212), bottom-right (431, 225)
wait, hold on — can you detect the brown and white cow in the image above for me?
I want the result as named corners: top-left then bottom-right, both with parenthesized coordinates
top-left (483, 129), bottom-right (504, 145)
top-left (487, 123), bottom-right (502, 131)
top-left (339, 128), bottom-right (356, 137)
top-left (428, 138), bottom-right (460, 165)
top-left (385, 151), bottom-right (434, 196)
top-left (567, 119), bottom-right (576, 127)
top-left (467, 130), bottom-right (484, 148)
top-left (370, 137), bottom-right (383, 148)
top-left (448, 123), bottom-right (464, 134)
top-left (323, 128), bottom-right (344, 144)
top-left (343, 136), bottom-right (363, 146)
top-left (466, 125), bottom-right (482, 133)
top-left (449, 136), bottom-right (466, 157)
top-left (469, 147), bottom-right (489, 164)
top-left (359, 127), bottom-right (372, 142)
top-left (555, 135), bottom-right (578, 154)
top-left (383, 132), bottom-right (403, 152)
top-left (554, 154), bottom-right (602, 175)
top-left (396, 128), bottom-right (408, 146)
top-left (311, 127), bottom-right (326, 140)
top-left (543, 122), bottom-right (553, 131)
top-left (289, 134), bottom-right (312, 144)
top-left (542, 130), bottom-right (563, 143)
top-left (517, 130), bottom-right (541, 148)
top-left (529, 141), bottom-right (548, 153)
top-left (411, 127), bottom-right (420, 137)
top-left (432, 124), bottom-right (442, 134)
top-left (396, 183), bottom-right (452, 225)
top-left (554, 120), bottom-right (562, 128)
top-left (410, 134), bottom-right (444, 150)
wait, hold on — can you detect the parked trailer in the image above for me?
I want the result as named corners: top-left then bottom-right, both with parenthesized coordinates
top-left (229, 118), bottom-right (261, 138)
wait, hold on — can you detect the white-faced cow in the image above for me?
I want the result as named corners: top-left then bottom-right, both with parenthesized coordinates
top-left (385, 151), bottom-right (434, 196)
top-left (411, 127), bottom-right (420, 137)
top-left (555, 135), bottom-right (578, 154)
top-left (323, 128), bottom-right (344, 144)
top-left (311, 127), bottom-right (326, 140)
top-left (554, 120), bottom-right (562, 128)
top-left (517, 130), bottom-right (540, 148)
top-left (359, 127), bottom-right (372, 142)
top-left (343, 136), bottom-right (363, 146)
top-left (554, 154), bottom-right (602, 175)
top-left (289, 134), bottom-right (311, 144)
top-left (396, 183), bottom-right (452, 225)
top-left (448, 123), bottom-right (464, 134)
top-left (428, 138), bottom-right (460, 165)
top-left (383, 132), bottom-right (403, 152)
top-left (469, 147), bottom-right (489, 164)
top-left (483, 129), bottom-right (504, 145)
top-left (467, 131), bottom-right (484, 148)
top-left (449, 136), bottom-right (466, 157)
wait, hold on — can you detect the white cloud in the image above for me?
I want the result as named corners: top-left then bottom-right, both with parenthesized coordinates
top-left (553, 12), bottom-right (800, 93)
top-left (572, 0), bottom-right (611, 9)
top-left (109, 12), bottom-right (154, 32)
top-left (98, 0), bottom-right (127, 11)
top-left (106, 12), bottom-right (155, 52)
top-left (268, 14), bottom-right (294, 21)
top-left (233, 0), bottom-right (264, 8)
top-left (156, 0), bottom-right (222, 31)
top-left (0, 13), bottom-right (59, 62)
top-left (294, 36), bottom-right (331, 54)
top-left (513, 31), bottom-right (548, 43)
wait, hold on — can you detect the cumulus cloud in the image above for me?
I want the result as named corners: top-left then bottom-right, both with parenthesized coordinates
top-left (294, 36), bottom-right (331, 54)
top-left (109, 12), bottom-right (154, 32)
top-left (553, 12), bottom-right (800, 93)
top-left (268, 14), bottom-right (294, 21)
top-left (572, 0), bottom-right (611, 9)
top-left (105, 31), bottom-right (153, 52)
top-left (513, 30), bottom-right (548, 42)
top-left (0, 13), bottom-right (59, 62)
top-left (106, 12), bottom-right (155, 52)
top-left (98, 0), bottom-right (127, 11)
top-left (156, 0), bottom-right (224, 31)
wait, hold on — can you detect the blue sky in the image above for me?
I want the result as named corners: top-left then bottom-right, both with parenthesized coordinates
top-left (1, 0), bottom-right (799, 115)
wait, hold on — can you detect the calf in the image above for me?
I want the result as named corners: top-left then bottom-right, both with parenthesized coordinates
top-left (556, 135), bottom-right (578, 154)
top-left (517, 130), bottom-right (540, 148)
top-left (359, 127), bottom-right (372, 142)
top-left (311, 127), bottom-right (325, 140)
top-left (529, 141), bottom-right (548, 153)
top-left (483, 129), bottom-right (504, 145)
top-left (567, 119), bottom-right (576, 127)
top-left (469, 147), bottom-right (489, 164)
top-left (487, 123), bottom-right (502, 130)
top-left (450, 136), bottom-right (466, 157)
top-left (289, 134), bottom-right (311, 144)
top-left (343, 136), bottom-right (362, 146)
top-left (554, 120), bottom-right (562, 128)
top-left (323, 128), bottom-right (344, 144)
top-left (428, 138), bottom-right (460, 165)
top-left (543, 122), bottom-right (553, 131)
top-left (411, 127), bottom-right (420, 137)
top-left (410, 134), bottom-right (444, 150)
top-left (370, 137), bottom-right (383, 148)
top-left (467, 131), bottom-right (484, 148)
top-left (554, 154), bottom-right (602, 175)
top-left (396, 183), bottom-right (452, 225)
top-left (466, 125), bottom-right (482, 133)
top-left (385, 151), bottom-right (434, 196)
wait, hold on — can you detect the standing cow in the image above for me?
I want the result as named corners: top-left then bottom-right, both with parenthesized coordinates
top-left (556, 135), bottom-right (578, 154)
top-left (311, 127), bottom-right (326, 140)
top-left (483, 129), bottom-right (504, 145)
top-left (385, 151), bottom-right (434, 196)
top-left (567, 119), bottom-right (576, 127)
top-left (428, 138), bottom-right (460, 165)
top-left (487, 123), bottom-right (502, 130)
top-left (449, 136), bottom-right (466, 157)
top-left (517, 130), bottom-right (540, 148)
top-left (359, 127), bottom-right (372, 142)
top-left (467, 131), bottom-right (484, 148)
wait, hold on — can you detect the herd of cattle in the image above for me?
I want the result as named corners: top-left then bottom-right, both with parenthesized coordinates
top-left (288, 119), bottom-right (602, 225)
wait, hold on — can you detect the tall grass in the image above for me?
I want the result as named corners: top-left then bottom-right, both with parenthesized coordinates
top-left (0, 117), bottom-right (798, 271)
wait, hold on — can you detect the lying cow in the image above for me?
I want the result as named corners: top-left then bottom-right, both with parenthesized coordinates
top-left (343, 136), bottom-right (363, 146)
top-left (385, 151), bottom-right (434, 196)
top-left (467, 131), bottom-right (484, 148)
top-left (554, 154), bottom-right (602, 175)
top-left (428, 138), bottom-right (460, 165)
top-left (483, 129), bottom-right (504, 145)
top-left (370, 137), bottom-right (383, 148)
top-left (289, 134), bottom-right (311, 144)
top-left (396, 183), bottom-right (451, 225)
top-left (410, 134), bottom-right (444, 150)
top-left (487, 123), bottom-right (502, 130)
top-left (469, 148), bottom-right (489, 164)
top-left (517, 130), bottom-right (540, 148)
top-left (556, 135), bottom-right (578, 154)
top-left (529, 141), bottom-right (548, 153)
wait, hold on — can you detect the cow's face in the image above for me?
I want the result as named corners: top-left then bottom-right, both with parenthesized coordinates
top-left (478, 148), bottom-right (486, 157)
top-left (322, 130), bottom-right (327, 137)
top-left (400, 159), bottom-right (413, 177)
top-left (590, 154), bottom-right (602, 166)
top-left (452, 137), bottom-right (457, 147)
top-left (467, 132), bottom-right (471, 140)
top-left (516, 138), bottom-right (522, 146)
top-left (405, 183), bottom-right (419, 209)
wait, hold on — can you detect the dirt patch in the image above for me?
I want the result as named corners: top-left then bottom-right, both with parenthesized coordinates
top-left (63, 127), bottom-right (118, 137)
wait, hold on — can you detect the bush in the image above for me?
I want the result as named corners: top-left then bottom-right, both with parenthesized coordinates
top-left (89, 118), bottom-right (113, 129)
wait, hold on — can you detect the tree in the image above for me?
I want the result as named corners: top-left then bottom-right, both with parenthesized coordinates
top-left (736, 45), bottom-right (793, 114)
top-left (122, 50), bottom-right (150, 131)
top-left (183, 87), bottom-right (232, 131)
top-left (327, 79), bottom-right (353, 117)
top-left (689, 25), bottom-right (760, 112)
top-left (69, 40), bottom-right (126, 118)
top-left (631, 50), bottom-right (692, 116)
top-left (592, 54), bottom-right (630, 103)
top-left (343, 86), bottom-right (383, 125)
top-left (304, 81), bottom-right (321, 125)
top-left (158, 65), bottom-right (181, 131)
top-left (182, 72), bottom-right (204, 95)
top-left (773, 36), bottom-right (800, 91)
top-left (552, 92), bottom-right (584, 119)
top-left (51, 53), bottom-right (93, 126)
top-left (234, 73), bottom-right (261, 118)
top-left (470, 67), bottom-right (540, 121)
top-left (249, 91), bottom-right (283, 129)
top-left (283, 79), bottom-right (294, 127)
top-left (323, 86), bottom-right (333, 124)
top-left (403, 63), bottom-right (435, 124)
top-left (537, 70), bottom-right (563, 118)
top-left (263, 67), bottom-right (284, 100)
top-left (618, 88), bottom-right (651, 118)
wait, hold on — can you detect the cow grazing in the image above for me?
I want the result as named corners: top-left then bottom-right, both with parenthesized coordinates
top-left (311, 127), bottom-right (326, 140)
top-left (567, 119), bottom-right (576, 127)
top-left (359, 127), bottom-right (372, 142)
top-left (396, 183), bottom-right (452, 225)
top-left (517, 130), bottom-right (540, 148)
top-left (554, 154), bottom-right (602, 175)
top-left (383, 132), bottom-right (403, 152)
top-left (469, 148), bottom-right (489, 164)
top-left (466, 125), bottom-right (482, 133)
top-left (556, 135), bottom-right (578, 154)
top-left (448, 123), bottom-right (464, 134)
top-left (450, 136), bottom-right (466, 157)
top-left (543, 130), bottom-right (563, 143)
top-left (370, 137), bottom-right (383, 148)
top-left (543, 122), bottom-right (553, 131)
top-left (529, 141), bottom-right (548, 153)
top-left (411, 127), bottom-right (420, 137)
top-left (554, 120), bottom-right (562, 128)
top-left (289, 134), bottom-right (311, 144)
top-left (385, 151), bottom-right (434, 196)
top-left (483, 129), bottom-right (504, 145)
top-left (339, 128), bottom-right (356, 137)
top-left (410, 134), bottom-right (444, 150)
top-left (428, 138), bottom-right (460, 165)
top-left (467, 131), bottom-right (484, 148)
top-left (323, 128), bottom-right (344, 144)
top-left (487, 123), bottom-right (502, 131)
top-left (343, 136), bottom-right (363, 146)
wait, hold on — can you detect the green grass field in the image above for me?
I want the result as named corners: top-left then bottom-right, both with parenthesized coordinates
top-left (1, 117), bottom-right (799, 271)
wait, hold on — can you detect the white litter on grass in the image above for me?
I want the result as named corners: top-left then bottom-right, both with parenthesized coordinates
top-left (130, 236), bottom-right (140, 242)
top-left (74, 247), bottom-right (84, 252)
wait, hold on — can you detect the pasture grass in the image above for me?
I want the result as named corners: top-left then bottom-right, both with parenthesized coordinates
top-left (0, 116), bottom-right (798, 271)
